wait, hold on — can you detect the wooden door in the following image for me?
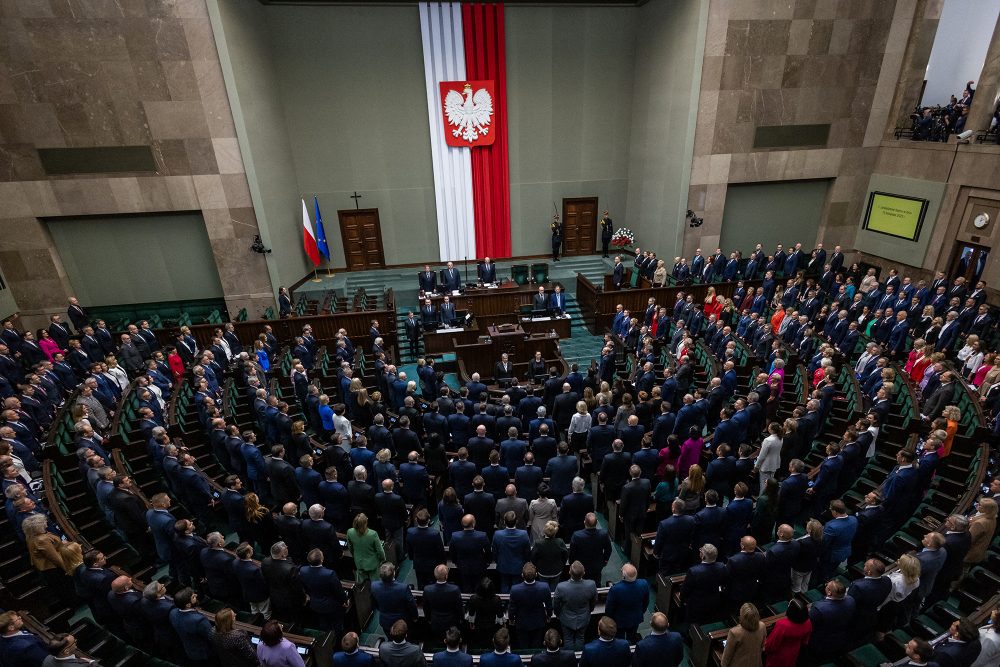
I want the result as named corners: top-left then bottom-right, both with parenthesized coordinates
top-left (338, 209), bottom-right (385, 271)
top-left (949, 242), bottom-right (990, 284)
top-left (562, 197), bottom-right (598, 256)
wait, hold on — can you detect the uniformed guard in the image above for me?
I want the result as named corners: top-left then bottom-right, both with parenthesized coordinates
top-left (600, 210), bottom-right (613, 257)
top-left (550, 215), bottom-right (563, 262)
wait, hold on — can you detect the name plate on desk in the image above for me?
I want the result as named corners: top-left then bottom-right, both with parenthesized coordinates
top-left (434, 326), bottom-right (464, 333)
top-left (452, 290), bottom-right (461, 296)
top-left (523, 315), bottom-right (570, 322)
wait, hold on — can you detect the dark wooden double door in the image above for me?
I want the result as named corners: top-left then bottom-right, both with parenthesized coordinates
top-left (338, 208), bottom-right (385, 271)
top-left (561, 197), bottom-right (599, 256)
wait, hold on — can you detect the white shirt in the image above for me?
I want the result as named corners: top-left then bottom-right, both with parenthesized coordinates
top-left (971, 627), bottom-right (1000, 667)
top-left (755, 434), bottom-right (782, 472)
top-left (103, 366), bottom-right (129, 392)
top-left (333, 414), bottom-right (352, 441)
top-left (880, 570), bottom-right (919, 606)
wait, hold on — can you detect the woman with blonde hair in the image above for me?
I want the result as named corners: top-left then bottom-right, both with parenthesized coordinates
top-left (212, 607), bottom-right (259, 667)
top-left (972, 352), bottom-right (997, 389)
top-left (23, 514), bottom-right (82, 596)
top-left (966, 497), bottom-right (998, 569)
top-left (963, 340), bottom-right (985, 379)
top-left (879, 553), bottom-right (921, 629)
top-left (721, 602), bottom-right (766, 667)
top-left (244, 492), bottom-right (278, 552)
top-left (568, 400), bottom-right (592, 452)
top-left (373, 448), bottom-right (397, 484)
top-left (652, 260), bottom-right (667, 287)
top-left (347, 513), bottom-right (385, 582)
top-left (909, 343), bottom-right (935, 382)
top-left (677, 463), bottom-right (705, 513)
top-left (530, 520), bottom-right (568, 590)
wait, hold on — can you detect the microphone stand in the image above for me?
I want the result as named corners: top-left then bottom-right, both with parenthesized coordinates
top-left (464, 256), bottom-right (469, 287)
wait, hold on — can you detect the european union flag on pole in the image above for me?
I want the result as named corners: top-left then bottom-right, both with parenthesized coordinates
top-left (313, 196), bottom-right (330, 260)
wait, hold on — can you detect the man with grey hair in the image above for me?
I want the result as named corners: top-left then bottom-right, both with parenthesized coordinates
top-left (261, 540), bottom-right (305, 622)
top-left (371, 562), bottom-right (418, 637)
top-left (558, 475), bottom-right (593, 540)
top-left (680, 544), bottom-right (726, 624)
top-left (928, 514), bottom-right (971, 605)
top-left (200, 531), bottom-right (238, 604)
top-left (495, 483), bottom-right (528, 530)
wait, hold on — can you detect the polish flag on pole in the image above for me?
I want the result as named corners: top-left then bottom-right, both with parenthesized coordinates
top-left (301, 198), bottom-right (321, 266)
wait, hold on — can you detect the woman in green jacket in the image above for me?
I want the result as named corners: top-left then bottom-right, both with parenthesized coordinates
top-left (346, 513), bottom-right (384, 582)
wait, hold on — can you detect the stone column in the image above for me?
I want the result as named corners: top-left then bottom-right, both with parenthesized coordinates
top-left (966, 16), bottom-right (1000, 135)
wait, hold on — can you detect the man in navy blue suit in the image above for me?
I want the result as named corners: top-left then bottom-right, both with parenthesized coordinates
top-left (168, 588), bottom-right (215, 667)
top-left (449, 514), bottom-right (492, 593)
top-left (580, 616), bottom-right (631, 667)
top-left (334, 633), bottom-right (375, 667)
top-left (569, 513), bottom-right (612, 583)
top-left (145, 492), bottom-right (178, 575)
top-left (423, 564), bottom-right (464, 643)
top-left (493, 511), bottom-right (530, 592)
top-left (761, 524), bottom-right (800, 603)
top-left (558, 475), bottom-right (592, 538)
top-left (847, 558), bottom-right (892, 645)
top-left (654, 499), bottom-right (695, 574)
top-left (605, 563), bottom-right (649, 640)
top-left (508, 563), bottom-right (552, 649)
top-left (433, 628), bottom-right (473, 667)
top-left (530, 629), bottom-right (577, 667)
top-left (808, 580), bottom-right (856, 663)
top-left (549, 285), bottom-right (567, 315)
top-left (478, 257), bottom-right (497, 284)
top-left (821, 500), bottom-right (858, 578)
top-left (680, 543), bottom-right (727, 624)
top-left (371, 562), bottom-right (418, 637)
top-left (407, 509), bottom-right (445, 589)
top-left (931, 617), bottom-right (982, 667)
top-left (776, 459), bottom-right (808, 527)
top-left (726, 536), bottom-right (764, 612)
top-left (299, 548), bottom-right (347, 633)
top-left (632, 612), bottom-right (684, 667)
top-left (878, 449), bottom-right (919, 541)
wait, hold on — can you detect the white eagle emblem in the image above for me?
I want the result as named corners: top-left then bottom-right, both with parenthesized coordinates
top-left (444, 83), bottom-right (493, 143)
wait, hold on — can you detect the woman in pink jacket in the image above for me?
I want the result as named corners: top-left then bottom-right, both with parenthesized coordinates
top-left (677, 426), bottom-right (704, 480)
top-left (37, 329), bottom-right (63, 363)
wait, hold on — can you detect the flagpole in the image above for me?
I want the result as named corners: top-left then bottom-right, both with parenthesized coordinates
top-left (311, 268), bottom-right (321, 283)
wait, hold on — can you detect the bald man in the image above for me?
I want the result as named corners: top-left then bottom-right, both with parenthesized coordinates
top-left (448, 514), bottom-right (491, 593)
top-left (633, 612), bottom-right (684, 667)
top-left (605, 563), bottom-right (650, 641)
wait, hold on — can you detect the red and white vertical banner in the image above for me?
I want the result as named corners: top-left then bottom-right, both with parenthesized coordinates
top-left (420, 2), bottom-right (511, 261)
top-left (419, 2), bottom-right (476, 262)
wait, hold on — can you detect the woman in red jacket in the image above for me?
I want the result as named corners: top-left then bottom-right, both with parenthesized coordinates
top-left (763, 598), bottom-right (812, 666)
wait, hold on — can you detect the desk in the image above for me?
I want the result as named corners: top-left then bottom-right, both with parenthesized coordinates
top-left (419, 281), bottom-right (564, 320)
top-left (424, 326), bottom-right (480, 354)
top-left (520, 314), bottom-right (571, 338)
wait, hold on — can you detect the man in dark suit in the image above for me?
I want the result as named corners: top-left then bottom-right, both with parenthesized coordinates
top-left (931, 617), bottom-right (982, 667)
top-left (433, 628), bottom-right (472, 667)
top-left (508, 563), bottom-right (552, 649)
top-left (200, 532), bottom-right (239, 604)
top-left (478, 257), bottom-right (497, 284)
top-left (726, 536), bottom-right (764, 611)
top-left (761, 524), bottom-right (800, 603)
top-left (580, 616), bottom-right (631, 667)
top-left (549, 285), bottom-right (567, 315)
top-left (406, 508), bottom-right (445, 589)
top-left (423, 565), bottom-right (463, 643)
top-left (598, 439), bottom-right (631, 502)
top-left (467, 425), bottom-right (495, 469)
top-left (532, 286), bottom-right (548, 311)
top-left (929, 515), bottom-right (972, 604)
top-left (493, 511), bottom-right (531, 592)
top-left (74, 550), bottom-right (118, 627)
top-left (420, 298), bottom-right (439, 328)
top-left (267, 445), bottom-right (300, 509)
top-left (531, 628), bottom-right (578, 667)
top-left (301, 503), bottom-right (343, 569)
top-left (570, 512), bottom-right (612, 583)
top-left (168, 588), bottom-right (215, 666)
top-left (375, 479), bottom-right (409, 549)
top-left (808, 580), bottom-right (856, 662)
top-left (441, 262), bottom-right (461, 292)
top-left (619, 465), bottom-right (651, 537)
top-left (299, 548), bottom-right (347, 633)
top-left (847, 558), bottom-right (892, 645)
top-left (232, 542), bottom-right (272, 619)
top-left (654, 499), bottom-right (695, 574)
top-left (419, 265), bottom-right (438, 293)
top-left (680, 543), bottom-right (727, 624)
top-left (449, 514), bottom-right (492, 592)
top-left (605, 563), bottom-right (649, 641)
top-left (371, 562), bottom-right (418, 637)
top-left (464, 476), bottom-right (497, 538)
top-left (777, 459), bottom-right (808, 526)
top-left (261, 541), bottom-right (306, 622)
top-left (632, 612), bottom-right (684, 667)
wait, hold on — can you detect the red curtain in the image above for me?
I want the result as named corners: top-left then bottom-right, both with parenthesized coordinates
top-left (462, 2), bottom-right (511, 259)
